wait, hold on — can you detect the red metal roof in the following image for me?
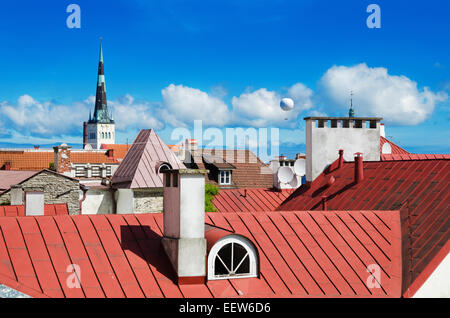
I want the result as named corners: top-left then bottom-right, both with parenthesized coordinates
top-left (380, 136), bottom-right (410, 155)
top-left (213, 188), bottom-right (295, 212)
top-left (0, 171), bottom-right (37, 191)
top-left (0, 204), bottom-right (68, 217)
top-left (278, 157), bottom-right (449, 295)
top-left (0, 211), bottom-right (402, 298)
top-left (381, 153), bottom-right (450, 161)
top-left (111, 130), bottom-right (185, 189)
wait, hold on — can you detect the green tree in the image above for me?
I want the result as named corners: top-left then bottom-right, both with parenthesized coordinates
top-left (205, 184), bottom-right (219, 212)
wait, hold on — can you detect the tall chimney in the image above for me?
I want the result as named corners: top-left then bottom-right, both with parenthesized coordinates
top-left (53, 143), bottom-right (72, 176)
top-left (161, 168), bottom-right (208, 284)
top-left (380, 123), bottom-right (386, 138)
top-left (354, 152), bottom-right (364, 184)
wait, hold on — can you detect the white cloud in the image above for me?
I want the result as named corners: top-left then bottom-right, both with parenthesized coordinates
top-left (0, 93), bottom-right (164, 138)
top-left (161, 84), bottom-right (230, 127)
top-left (231, 83), bottom-right (314, 127)
top-left (0, 94), bottom-right (90, 136)
top-left (110, 94), bottom-right (164, 131)
top-left (320, 63), bottom-right (447, 125)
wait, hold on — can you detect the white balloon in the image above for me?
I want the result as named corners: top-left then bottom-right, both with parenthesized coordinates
top-left (280, 98), bottom-right (294, 111)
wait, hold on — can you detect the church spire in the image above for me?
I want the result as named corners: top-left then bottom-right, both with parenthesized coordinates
top-left (349, 90), bottom-right (355, 118)
top-left (91, 38), bottom-right (113, 123)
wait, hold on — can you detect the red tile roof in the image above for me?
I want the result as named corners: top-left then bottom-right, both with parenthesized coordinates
top-left (278, 157), bottom-right (449, 295)
top-left (100, 144), bottom-right (131, 161)
top-left (213, 188), bottom-right (295, 212)
top-left (0, 150), bottom-right (118, 171)
top-left (0, 204), bottom-right (68, 217)
top-left (187, 149), bottom-right (273, 188)
top-left (111, 130), bottom-right (185, 189)
top-left (0, 211), bottom-right (402, 298)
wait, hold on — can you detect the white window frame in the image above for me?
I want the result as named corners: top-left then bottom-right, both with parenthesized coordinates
top-left (208, 234), bottom-right (258, 281)
top-left (219, 170), bottom-right (232, 185)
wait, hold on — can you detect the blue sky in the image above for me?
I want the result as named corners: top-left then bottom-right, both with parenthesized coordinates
top-left (0, 0), bottom-right (449, 157)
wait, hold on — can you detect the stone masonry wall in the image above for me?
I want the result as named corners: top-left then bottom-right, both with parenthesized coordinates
top-left (0, 170), bottom-right (81, 214)
top-left (133, 188), bottom-right (163, 213)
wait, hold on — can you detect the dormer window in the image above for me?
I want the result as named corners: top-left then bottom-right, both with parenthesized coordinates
top-left (219, 170), bottom-right (232, 185)
top-left (208, 235), bottom-right (258, 280)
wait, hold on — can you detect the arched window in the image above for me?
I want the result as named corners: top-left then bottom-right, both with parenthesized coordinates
top-left (101, 132), bottom-right (105, 139)
top-left (208, 235), bottom-right (258, 280)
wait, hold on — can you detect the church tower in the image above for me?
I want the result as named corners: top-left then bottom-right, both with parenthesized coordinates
top-left (83, 39), bottom-right (115, 149)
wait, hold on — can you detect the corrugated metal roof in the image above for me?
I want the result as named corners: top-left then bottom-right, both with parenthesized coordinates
top-left (278, 157), bottom-right (449, 295)
top-left (213, 188), bottom-right (294, 212)
top-left (0, 211), bottom-right (402, 298)
top-left (111, 130), bottom-right (185, 189)
top-left (0, 204), bottom-right (68, 217)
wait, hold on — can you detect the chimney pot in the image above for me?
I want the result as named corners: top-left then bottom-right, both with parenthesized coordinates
top-left (321, 195), bottom-right (328, 211)
top-left (354, 152), bottom-right (364, 184)
top-left (338, 149), bottom-right (344, 168)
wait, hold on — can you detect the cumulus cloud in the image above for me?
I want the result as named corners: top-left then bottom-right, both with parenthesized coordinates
top-left (110, 94), bottom-right (163, 131)
top-left (161, 84), bottom-right (230, 127)
top-left (0, 94), bottom-right (90, 136)
top-left (0, 94), bottom-right (163, 138)
top-left (319, 63), bottom-right (447, 125)
top-left (231, 83), bottom-right (314, 127)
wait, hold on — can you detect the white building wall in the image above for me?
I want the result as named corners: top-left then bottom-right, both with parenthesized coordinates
top-left (115, 189), bottom-right (134, 214)
top-left (81, 189), bottom-right (114, 214)
top-left (305, 118), bottom-right (381, 182)
top-left (87, 123), bottom-right (115, 149)
top-left (413, 253), bottom-right (450, 298)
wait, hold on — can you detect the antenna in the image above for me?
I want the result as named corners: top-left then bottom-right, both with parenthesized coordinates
top-left (277, 166), bottom-right (294, 184)
top-left (293, 158), bottom-right (306, 175)
top-left (349, 90), bottom-right (355, 118)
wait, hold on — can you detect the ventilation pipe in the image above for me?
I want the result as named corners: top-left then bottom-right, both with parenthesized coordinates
top-left (354, 152), bottom-right (364, 184)
top-left (321, 195), bottom-right (328, 211)
top-left (338, 149), bottom-right (344, 169)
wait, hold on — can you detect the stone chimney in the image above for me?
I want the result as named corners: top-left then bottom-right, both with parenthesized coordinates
top-left (53, 143), bottom-right (72, 176)
top-left (161, 168), bottom-right (208, 284)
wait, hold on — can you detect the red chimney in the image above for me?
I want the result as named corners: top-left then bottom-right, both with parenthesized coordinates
top-left (338, 149), bottom-right (344, 168)
top-left (107, 149), bottom-right (114, 159)
top-left (354, 152), bottom-right (364, 184)
top-left (321, 195), bottom-right (328, 211)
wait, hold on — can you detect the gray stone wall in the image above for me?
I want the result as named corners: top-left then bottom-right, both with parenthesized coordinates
top-left (0, 170), bottom-right (81, 214)
top-left (133, 188), bottom-right (163, 213)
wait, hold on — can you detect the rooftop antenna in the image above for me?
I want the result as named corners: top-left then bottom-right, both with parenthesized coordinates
top-left (349, 90), bottom-right (355, 118)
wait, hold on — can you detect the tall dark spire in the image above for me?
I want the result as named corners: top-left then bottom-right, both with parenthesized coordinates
top-left (90, 38), bottom-right (113, 123)
top-left (349, 90), bottom-right (355, 118)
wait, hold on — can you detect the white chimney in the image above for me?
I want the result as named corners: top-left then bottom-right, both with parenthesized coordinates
top-left (305, 116), bottom-right (382, 182)
top-left (25, 191), bottom-right (44, 216)
top-left (380, 123), bottom-right (386, 137)
top-left (161, 168), bottom-right (208, 284)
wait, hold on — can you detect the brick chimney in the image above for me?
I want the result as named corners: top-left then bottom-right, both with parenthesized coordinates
top-left (161, 168), bottom-right (208, 284)
top-left (354, 152), bottom-right (364, 184)
top-left (107, 149), bottom-right (114, 159)
top-left (53, 143), bottom-right (72, 176)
